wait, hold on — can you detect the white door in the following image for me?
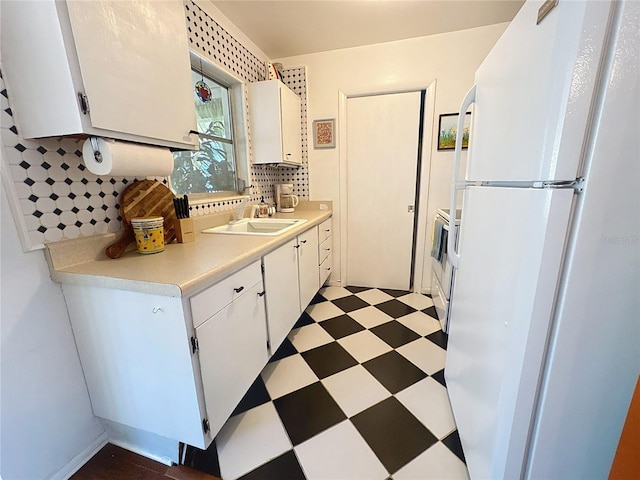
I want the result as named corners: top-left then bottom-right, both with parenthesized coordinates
top-left (467, 0), bottom-right (611, 182)
top-left (280, 84), bottom-right (302, 164)
top-left (445, 185), bottom-right (574, 479)
top-left (346, 92), bottom-right (421, 290)
top-left (66, 1), bottom-right (196, 145)
top-left (263, 238), bottom-right (301, 352)
top-left (297, 228), bottom-right (319, 311)
top-left (197, 283), bottom-right (268, 436)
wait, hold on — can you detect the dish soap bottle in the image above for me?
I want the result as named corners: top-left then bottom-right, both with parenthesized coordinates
top-left (258, 196), bottom-right (269, 218)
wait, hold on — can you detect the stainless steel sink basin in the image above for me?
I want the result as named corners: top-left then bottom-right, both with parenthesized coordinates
top-left (202, 218), bottom-right (307, 236)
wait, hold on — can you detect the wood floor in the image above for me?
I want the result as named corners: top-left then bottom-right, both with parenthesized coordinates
top-left (71, 444), bottom-right (221, 480)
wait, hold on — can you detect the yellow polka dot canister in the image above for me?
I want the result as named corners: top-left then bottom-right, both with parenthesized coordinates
top-left (131, 216), bottom-right (165, 254)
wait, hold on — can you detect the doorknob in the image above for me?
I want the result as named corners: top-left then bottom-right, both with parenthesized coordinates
top-left (408, 205), bottom-right (415, 213)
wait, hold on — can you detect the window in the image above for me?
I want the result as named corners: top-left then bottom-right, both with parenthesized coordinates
top-left (171, 58), bottom-right (248, 197)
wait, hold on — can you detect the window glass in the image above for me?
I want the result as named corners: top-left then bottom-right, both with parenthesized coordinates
top-left (171, 70), bottom-right (237, 195)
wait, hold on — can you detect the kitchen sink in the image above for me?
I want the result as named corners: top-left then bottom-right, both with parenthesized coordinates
top-left (202, 218), bottom-right (307, 236)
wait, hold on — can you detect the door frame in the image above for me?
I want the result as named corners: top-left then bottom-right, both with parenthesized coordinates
top-left (338, 80), bottom-right (437, 293)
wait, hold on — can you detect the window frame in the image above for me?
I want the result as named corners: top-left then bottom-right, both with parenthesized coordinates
top-left (170, 51), bottom-right (250, 203)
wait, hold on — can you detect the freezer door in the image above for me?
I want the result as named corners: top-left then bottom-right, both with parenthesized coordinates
top-left (466, 0), bottom-right (613, 182)
top-left (445, 186), bottom-right (574, 479)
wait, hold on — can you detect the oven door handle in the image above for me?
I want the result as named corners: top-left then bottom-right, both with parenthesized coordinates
top-left (449, 84), bottom-right (476, 268)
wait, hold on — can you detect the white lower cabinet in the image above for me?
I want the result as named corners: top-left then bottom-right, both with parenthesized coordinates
top-left (61, 260), bottom-right (267, 450)
top-left (59, 220), bottom-right (330, 456)
top-left (263, 227), bottom-right (319, 354)
top-left (62, 284), bottom-right (211, 448)
top-left (318, 218), bottom-right (333, 286)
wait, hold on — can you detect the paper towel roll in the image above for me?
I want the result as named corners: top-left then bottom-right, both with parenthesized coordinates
top-left (82, 137), bottom-right (174, 177)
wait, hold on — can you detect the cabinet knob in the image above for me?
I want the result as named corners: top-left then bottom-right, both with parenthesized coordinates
top-left (234, 286), bottom-right (244, 293)
top-left (294, 244), bottom-right (301, 249)
top-left (300, 240), bottom-right (307, 244)
top-left (258, 291), bottom-right (266, 297)
top-left (152, 307), bottom-right (164, 314)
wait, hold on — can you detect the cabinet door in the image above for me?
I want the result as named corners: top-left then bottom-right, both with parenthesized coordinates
top-left (1, 1), bottom-right (196, 148)
top-left (298, 227), bottom-right (320, 311)
top-left (196, 282), bottom-right (268, 437)
top-left (263, 238), bottom-right (301, 352)
top-left (66, 1), bottom-right (196, 146)
top-left (279, 85), bottom-right (302, 165)
top-left (248, 80), bottom-right (301, 165)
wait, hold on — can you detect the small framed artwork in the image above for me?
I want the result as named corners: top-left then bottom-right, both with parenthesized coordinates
top-left (313, 119), bottom-right (336, 149)
top-left (437, 112), bottom-right (471, 151)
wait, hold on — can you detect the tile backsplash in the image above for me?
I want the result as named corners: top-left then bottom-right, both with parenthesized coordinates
top-left (1, 0), bottom-right (309, 251)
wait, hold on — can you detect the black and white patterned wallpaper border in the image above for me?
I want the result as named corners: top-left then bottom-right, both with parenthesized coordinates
top-left (0, 2), bottom-right (309, 251)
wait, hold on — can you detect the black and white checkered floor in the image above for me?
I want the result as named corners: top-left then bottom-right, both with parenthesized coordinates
top-left (187, 286), bottom-right (469, 480)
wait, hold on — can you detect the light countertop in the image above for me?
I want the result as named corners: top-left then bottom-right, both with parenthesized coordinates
top-left (45, 202), bottom-right (332, 298)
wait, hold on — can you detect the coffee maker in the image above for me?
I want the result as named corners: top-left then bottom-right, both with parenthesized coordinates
top-left (275, 183), bottom-right (299, 213)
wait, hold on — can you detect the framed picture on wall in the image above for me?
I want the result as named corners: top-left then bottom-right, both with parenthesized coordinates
top-left (313, 119), bottom-right (336, 149)
top-left (437, 112), bottom-right (471, 150)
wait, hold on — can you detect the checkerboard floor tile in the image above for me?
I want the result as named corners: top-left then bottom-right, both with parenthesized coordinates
top-left (187, 287), bottom-right (469, 480)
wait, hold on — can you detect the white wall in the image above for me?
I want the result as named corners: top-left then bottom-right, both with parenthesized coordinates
top-left (275, 23), bottom-right (508, 291)
top-left (1, 178), bottom-right (105, 479)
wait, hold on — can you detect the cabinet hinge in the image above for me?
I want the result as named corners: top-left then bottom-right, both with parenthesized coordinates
top-left (191, 336), bottom-right (199, 354)
top-left (77, 92), bottom-right (90, 115)
top-left (202, 418), bottom-right (210, 434)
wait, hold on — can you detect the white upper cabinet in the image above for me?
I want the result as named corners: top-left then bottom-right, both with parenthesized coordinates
top-left (248, 80), bottom-right (302, 166)
top-left (0, 0), bottom-right (197, 150)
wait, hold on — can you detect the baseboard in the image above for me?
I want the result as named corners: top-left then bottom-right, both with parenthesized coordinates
top-left (108, 439), bottom-right (174, 466)
top-left (50, 433), bottom-right (108, 480)
top-left (323, 279), bottom-right (432, 295)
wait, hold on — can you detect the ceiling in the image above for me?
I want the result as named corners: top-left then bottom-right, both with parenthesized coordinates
top-left (210, 1), bottom-right (525, 59)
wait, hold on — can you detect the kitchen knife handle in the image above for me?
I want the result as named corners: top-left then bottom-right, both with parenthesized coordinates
top-left (173, 198), bottom-right (182, 219)
top-left (183, 195), bottom-right (190, 218)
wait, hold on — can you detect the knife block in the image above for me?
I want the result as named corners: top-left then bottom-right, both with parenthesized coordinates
top-left (175, 218), bottom-right (195, 243)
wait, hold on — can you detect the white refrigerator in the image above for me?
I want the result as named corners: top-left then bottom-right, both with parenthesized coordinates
top-left (444, 1), bottom-right (639, 479)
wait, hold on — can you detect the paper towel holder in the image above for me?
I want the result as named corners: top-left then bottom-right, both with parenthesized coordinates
top-left (89, 136), bottom-right (103, 164)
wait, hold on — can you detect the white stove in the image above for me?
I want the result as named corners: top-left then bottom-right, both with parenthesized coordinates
top-left (430, 208), bottom-right (462, 333)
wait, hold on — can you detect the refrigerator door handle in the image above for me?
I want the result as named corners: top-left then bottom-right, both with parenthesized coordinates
top-left (449, 84), bottom-right (476, 268)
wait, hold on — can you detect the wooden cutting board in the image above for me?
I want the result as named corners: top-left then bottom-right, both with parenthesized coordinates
top-left (105, 180), bottom-right (177, 259)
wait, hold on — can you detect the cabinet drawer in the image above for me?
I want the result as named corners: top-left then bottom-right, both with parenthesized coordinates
top-left (191, 260), bottom-right (262, 328)
top-left (320, 253), bottom-right (332, 287)
top-left (319, 236), bottom-right (332, 264)
top-left (318, 218), bottom-right (332, 243)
